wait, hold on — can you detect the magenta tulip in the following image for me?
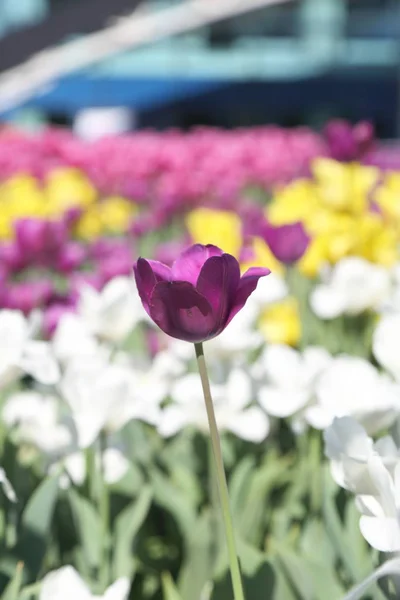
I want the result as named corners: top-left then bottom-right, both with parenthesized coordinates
top-left (133, 243), bottom-right (270, 343)
top-left (263, 222), bottom-right (310, 264)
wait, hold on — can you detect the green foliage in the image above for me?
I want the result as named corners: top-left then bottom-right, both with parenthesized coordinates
top-left (0, 421), bottom-right (394, 599)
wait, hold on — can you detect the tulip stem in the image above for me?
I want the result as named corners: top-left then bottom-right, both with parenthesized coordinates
top-left (194, 342), bottom-right (245, 600)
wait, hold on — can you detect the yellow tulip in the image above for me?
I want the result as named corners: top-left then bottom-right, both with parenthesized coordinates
top-left (74, 208), bottom-right (103, 240)
top-left (186, 208), bottom-right (242, 258)
top-left (46, 168), bottom-right (97, 213)
top-left (312, 158), bottom-right (378, 214)
top-left (258, 298), bottom-right (301, 347)
top-left (99, 196), bottom-right (137, 234)
top-left (375, 172), bottom-right (400, 221)
top-left (298, 237), bottom-right (329, 278)
top-left (241, 236), bottom-right (284, 276)
top-left (268, 179), bottom-right (317, 226)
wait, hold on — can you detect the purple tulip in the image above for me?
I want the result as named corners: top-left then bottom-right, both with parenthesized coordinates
top-left (263, 222), bottom-right (310, 264)
top-left (57, 242), bottom-right (86, 273)
top-left (0, 242), bottom-right (24, 272)
top-left (14, 218), bottom-right (48, 258)
top-left (5, 280), bottom-right (53, 314)
top-left (133, 243), bottom-right (270, 343)
top-left (324, 119), bottom-right (374, 162)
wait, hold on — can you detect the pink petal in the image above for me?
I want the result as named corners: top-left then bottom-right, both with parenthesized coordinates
top-left (149, 281), bottom-right (215, 342)
top-left (196, 254), bottom-right (240, 326)
top-left (227, 266), bottom-right (271, 325)
top-left (133, 258), bottom-right (171, 314)
top-left (171, 244), bottom-right (223, 285)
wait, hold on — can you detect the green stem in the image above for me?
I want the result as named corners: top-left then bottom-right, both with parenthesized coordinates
top-left (194, 342), bottom-right (245, 600)
top-left (99, 431), bottom-right (110, 590)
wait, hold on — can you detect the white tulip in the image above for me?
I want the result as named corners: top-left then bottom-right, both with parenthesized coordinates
top-left (310, 257), bottom-right (391, 319)
top-left (159, 368), bottom-right (269, 442)
top-left (324, 416), bottom-right (400, 495)
top-left (0, 310), bottom-right (59, 389)
top-left (60, 359), bottom-right (164, 448)
top-left (357, 457), bottom-right (400, 552)
top-left (52, 313), bottom-right (105, 365)
top-left (56, 448), bottom-right (130, 489)
top-left (256, 344), bottom-right (331, 420)
top-left (307, 356), bottom-right (400, 433)
top-left (40, 566), bottom-right (130, 600)
top-left (324, 417), bottom-right (400, 553)
top-left (373, 312), bottom-right (400, 381)
top-left (3, 391), bottom-right (72, 454)
top-left (78, 277), bottom-right (144, 343)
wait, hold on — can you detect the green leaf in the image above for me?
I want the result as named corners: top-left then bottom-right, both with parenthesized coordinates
top-left (211, 560), bottom-right (275, 600)
top-left (150, 468), bottom-right (197, 542)
top-left (238, 457), bottom-right (292, 545)
top-left (1, 562), bottom-right (24, 600)
top-left (275, 547), bottom-right (315, 600)
top-left (112, 486), bottom-right (153, 579)
top-left (16, 474), bottom-right (59, 580)
top-left (68, 488), bottom-right (102, 568)
top-left (162, 572), bottom-right (183, 600)
top-left (229, 456), bottom-right (255, 518)
top-left (178, 511), bottom-right (213, 600)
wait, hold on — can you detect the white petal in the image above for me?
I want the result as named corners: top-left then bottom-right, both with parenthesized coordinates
top-left (171, 374), bottom-right (203, 406)
top-left (258, 386), bottom-right (309, 418)
top-left (251, 273), bottom-right (288, 306)
top-left (158, 407), bottom-right (192, 437)
top-left (40, 566), bottom-right (92, 600)
top-left (0, 467), bottom-right (17, 502)
top-left (324, 417), bottom-right (373, 461)
top-left (225, 407), bottom-right (270, 442)
top-left (367, 455), bottom-right (397, 517)
top-left (102, 578), bottom-right (130, 600)
top-left (359, 516), bottom-right (400, 552)
top-left (302, 346), bottom-right (332, 381)
top-left (64, 453), bottom-right (86, 487)
top-left (304, 404), bottom-right (335, 429)
top-left (80, 278), bottom-right (140, 343)
top-left (103, 448), bottom-right (130, 485)
top-left (226, 369), bottom-right (252, 409)
top-left (310, 285), bottom-right (346, 319)
top-left (19, 341), bottom-right (60, 384)
top-left (373, 313), bottom-right (400, 380)
top-left (315, 356), bottom-right (399, 433)
top-left (260, 344), bottom-right (303, 387)
top-left (355, 494), bottom-right (385, 517)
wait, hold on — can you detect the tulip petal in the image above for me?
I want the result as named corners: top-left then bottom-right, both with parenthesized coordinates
top-left (196, 254), bottom-right (240, 328)
top-left (227, 267), bottom-right (271, 325)
top-left (134, 258), bottom-right (171, 314)
top-left (149, 281), bottom-right (215, 342)
top-left (171, 244), bottom-right (223, 285)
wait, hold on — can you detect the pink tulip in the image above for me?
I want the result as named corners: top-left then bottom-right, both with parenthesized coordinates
top-left (134, 243), bottom-right (270, 343)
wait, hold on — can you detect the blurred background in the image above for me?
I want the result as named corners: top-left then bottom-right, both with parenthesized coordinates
top-left (0, 0), bottom-right (399, 137)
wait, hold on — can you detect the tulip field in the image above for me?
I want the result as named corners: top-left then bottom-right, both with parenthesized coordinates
top-left (2, 121), bottom-right (400, 599)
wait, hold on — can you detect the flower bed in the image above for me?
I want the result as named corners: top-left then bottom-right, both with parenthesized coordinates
top-left (1, 121), bottom-right (400, 599)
